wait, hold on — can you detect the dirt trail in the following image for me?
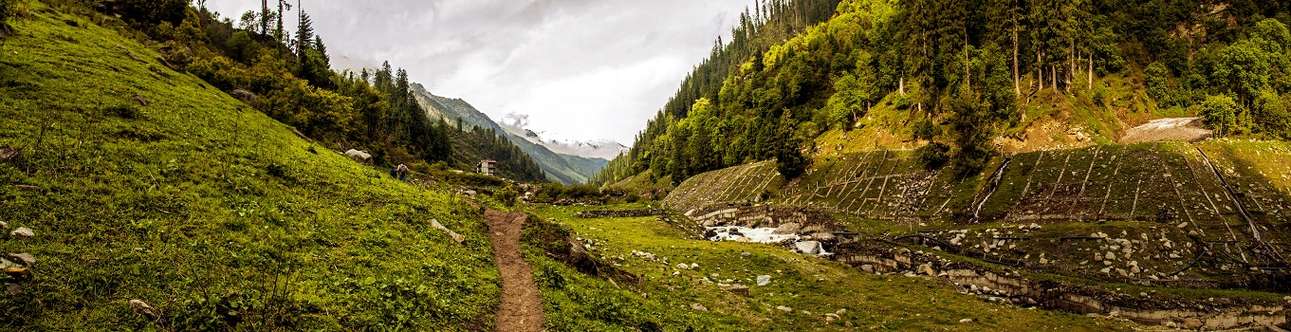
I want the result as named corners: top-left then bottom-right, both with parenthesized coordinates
top-left (485, 209), bottom-right (544, 332)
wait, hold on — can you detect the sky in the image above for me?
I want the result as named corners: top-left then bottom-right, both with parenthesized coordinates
top-left (204, 0), bottom-right (756, 144)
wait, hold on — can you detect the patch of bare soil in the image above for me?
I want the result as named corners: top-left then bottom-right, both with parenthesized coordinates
top-left (1121, 117), bottom-right (1213, 144)
top-left (486, 210), bottom-right (544, 332)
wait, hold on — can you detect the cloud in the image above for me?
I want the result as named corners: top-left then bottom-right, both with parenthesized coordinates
top-left (203, 0), bottom-right (753, 144)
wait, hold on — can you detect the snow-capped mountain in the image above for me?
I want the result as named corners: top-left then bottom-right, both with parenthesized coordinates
top-left (499, 116), bottom-right (628, 161)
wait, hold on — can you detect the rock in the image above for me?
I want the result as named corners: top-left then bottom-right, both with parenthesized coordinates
top-left (0, 221), bottom-right (6, 229)
top-left (959, 318), bottom-right (973, 323)
top-left (130, 299), bottom-right (158, 320)
top-left (344, 149), bottom-right (372, 162)
top-left (824, 313), bottom-right (840, 322)
top-left (132, 94), bottom-right (149, 106)
top-left (8, 253), bottom-right (34, 265)
top-left (429, 219), bottom-right (465, 244)
top-left (1104, 252), bottom-right (1116, 260)
top-left (725, 284), bottom-right (750, 296)
top-left (1182, 318), bottom-right (1203, 329)
top-left (4, 266), bottom-right (30, 281)
top-left (741, 251), bottom-right (751, 257)
top-left (690, 303), bottom-right (708, 312)
top-left (776, 305), bottom-right (793, 312)
top-left (795, 241), bottom-right (822, 255)
top-left (918, 263), bottom-right (935, 276)
top-left (230, 89), bottom-right (257, 101)
top-left (756, 275), bottom-right (772, 286)
top-left (774, 223), bottom-right (802, 234)
top-left (0, 147), bottom-right (16, 161)
top-left (10, 227), bottom-right (33, 239)
top-left (675, 263), bottom-right (690, 270)
top-left (690, 263), bottom-right (699, 269)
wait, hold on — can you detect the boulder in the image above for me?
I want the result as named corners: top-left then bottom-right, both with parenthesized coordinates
top-left (756, 275), bottom-right (772, 286)
top-left (344, 149), bottom-right (372, 162)
top-left (229, 89), bottom-right (257, 102)
top-left (795, 241), bottom-right (823, 255)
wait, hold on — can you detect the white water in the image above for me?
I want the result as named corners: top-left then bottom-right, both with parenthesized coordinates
top-left (706, 226), bottom-right (831, 256)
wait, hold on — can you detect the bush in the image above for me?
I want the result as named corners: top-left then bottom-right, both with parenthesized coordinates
top-left (917, 142), bottom-right (951, 170)
top-left (1145, 61), bottom-right (1175, 106)
top-left (1253, 90), bottom-right (1291, 138)
top-left (1200, 95), bottom-right (1241, 136)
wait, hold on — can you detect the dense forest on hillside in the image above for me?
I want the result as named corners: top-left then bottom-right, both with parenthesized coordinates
top-left (603, 0), bottom-right (1291, 185)
top-left (22, 0), bottom-right (544, 179)
top-left (450, 125), bottom-right (546, 181)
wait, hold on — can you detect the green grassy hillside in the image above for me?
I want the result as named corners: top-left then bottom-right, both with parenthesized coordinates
top-left (0, 3), bottom-right (497, 330)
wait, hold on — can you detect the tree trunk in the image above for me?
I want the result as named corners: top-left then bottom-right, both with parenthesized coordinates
top-left (964, 32), bottom-right (971, 89)
top-left (1088, 54), bottom-right (1094, 90)
top-left (261, 0), bottom-right (269, 35)
top-left (1012, 10), bottom-right (1020, 97)
top-left (1051, 65), bottom-right (1057, 91)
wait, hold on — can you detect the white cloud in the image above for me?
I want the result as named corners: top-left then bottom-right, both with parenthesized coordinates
top-left (203, 0), bottom-right (753, 144)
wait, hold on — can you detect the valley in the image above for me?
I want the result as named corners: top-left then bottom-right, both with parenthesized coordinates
top-left (2, 0), bottom-right (1290, 330)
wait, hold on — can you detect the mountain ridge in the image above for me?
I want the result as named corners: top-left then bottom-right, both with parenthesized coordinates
top-left (410, 84), bottom-right (608, 184)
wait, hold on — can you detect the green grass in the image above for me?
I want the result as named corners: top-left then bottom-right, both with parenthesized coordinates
top-left (0, 3), bottom-right (498, 330)
top-left (525, 204), bottom-right (1129, 331)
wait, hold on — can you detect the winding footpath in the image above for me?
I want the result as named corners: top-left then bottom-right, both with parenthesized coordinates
top-left (485, 209), bottom-right (544, 332)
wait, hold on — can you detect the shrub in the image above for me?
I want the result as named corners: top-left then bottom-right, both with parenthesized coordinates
top-left (917, 142), bottom-right (951, 170)
top-left (1253, 90), bottom-right (1291, 138)
top-left (1145, 61), bottom-right (1175, 106)
top-left (1200, 95), bottom-right (1241, 136)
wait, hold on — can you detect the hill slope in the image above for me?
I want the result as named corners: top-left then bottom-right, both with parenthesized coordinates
top-left (0, 4), bottom-right (497, 330)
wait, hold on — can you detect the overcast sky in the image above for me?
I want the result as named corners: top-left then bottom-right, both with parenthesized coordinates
top-left (204, 0), bottom-right (756, 144)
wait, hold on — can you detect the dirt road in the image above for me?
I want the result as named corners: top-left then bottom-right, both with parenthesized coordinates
top-left (485, 209), bottom-right (544, 332)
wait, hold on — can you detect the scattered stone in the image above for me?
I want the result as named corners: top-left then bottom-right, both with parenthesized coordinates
top-left (8, 253), bottom-right (34, 265)
top-left (675, 263), bottom-right (690, 270)
top-left (690, 303), bottom-right (708, 312)
top-left (825, 313), bottom-right (840, 322)
top-left (959, 318), bottom-right (973, 323)
top-left (0, 147), bottom-right (16, 161)
top-left (10, 227), bottom-right (33, 239)
top-left (776, 305), bottom-right (793, 312)
top-left (741, 251), bottom-right (752, 257)
top-left (756, 275), bottom-right (772, 286)
top-left (130, 299), bottom-right (158, 320)
top-left (725, 284), bottom-right (750, 296)
top-left (690, 263), bottom-right (699, 269)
